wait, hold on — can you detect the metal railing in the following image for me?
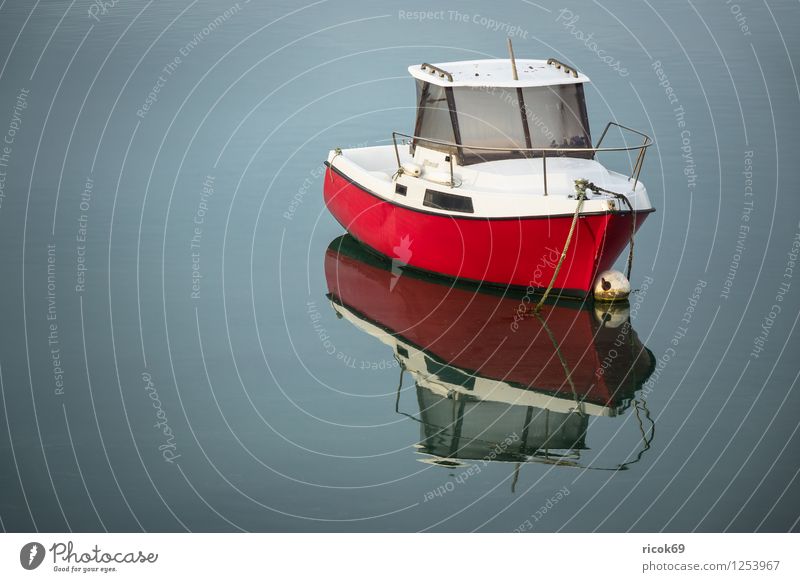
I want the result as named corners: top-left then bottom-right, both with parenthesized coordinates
top-left (391, 122), bottom-right (652, 195)
top-left (419, 63), bottom-right (454, 82)
top-left (546, 57), bottom-right (579, 78)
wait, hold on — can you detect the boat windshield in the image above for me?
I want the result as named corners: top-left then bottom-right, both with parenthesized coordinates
top-left (412, 81), bottom-right (592, 164)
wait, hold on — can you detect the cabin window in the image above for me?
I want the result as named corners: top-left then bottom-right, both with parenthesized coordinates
top-left (520, 84), bottom-right (591, 159)
top-left (450, 86), bottom-right (530, 163)
top-left (412, 81), bottom-right (457, 154)
top-left (423, 189), bottom-right (474, 213)
top-left (412, 79), bottom-right (592, 164)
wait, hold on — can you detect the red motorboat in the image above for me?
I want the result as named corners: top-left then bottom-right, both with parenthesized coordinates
top-left (323, 56), bottom-right (654, 298)
top-left (324, 235), bottom-right (656, 468)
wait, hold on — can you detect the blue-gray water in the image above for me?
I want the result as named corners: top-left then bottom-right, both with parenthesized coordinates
top-left (0, 0), bottom-right (798, 532)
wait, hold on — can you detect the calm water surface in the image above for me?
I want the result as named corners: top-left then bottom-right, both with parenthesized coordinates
top-left (0, 0), bottom-right (798, 532)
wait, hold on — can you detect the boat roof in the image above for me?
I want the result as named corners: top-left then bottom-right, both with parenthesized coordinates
top-left (408, 58), bottom-right (591, 88)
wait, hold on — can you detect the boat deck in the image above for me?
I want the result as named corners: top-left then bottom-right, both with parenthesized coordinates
top-left (328, 144), bottom-right (652, 218)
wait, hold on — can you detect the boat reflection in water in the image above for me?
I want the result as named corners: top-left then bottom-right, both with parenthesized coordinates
top-left (325, 235), bottom-right (657, 472)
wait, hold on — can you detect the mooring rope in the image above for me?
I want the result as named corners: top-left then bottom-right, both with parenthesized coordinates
top-left (575, 179), bottom-right (636, 280)
top-left (534, 189), bottom-right (586, 311)
top-left (533, 311), bottom-right (584, 415)
top-left (328, 147), bottom-right (343, 183)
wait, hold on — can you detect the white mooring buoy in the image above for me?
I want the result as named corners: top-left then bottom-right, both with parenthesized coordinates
top-left (594, 302), bottom-right (630, 328)
top-left (593, 269), bottom-right (631, 302)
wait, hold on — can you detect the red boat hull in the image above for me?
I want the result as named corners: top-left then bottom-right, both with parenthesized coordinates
top-left (324, 235), bottom-right (655, 408)
top-left (324, 164), bottom-right (650, 297)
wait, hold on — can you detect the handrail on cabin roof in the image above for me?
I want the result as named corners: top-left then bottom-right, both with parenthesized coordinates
top-left (546, 58), bottom-right (579, 78)
top-left (420, 63), bottom-right (454, 82)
